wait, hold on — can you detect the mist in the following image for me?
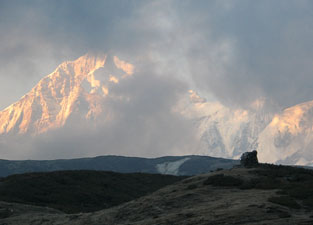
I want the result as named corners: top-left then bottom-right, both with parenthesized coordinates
top-left (1, 0), bottom-right (313, 159)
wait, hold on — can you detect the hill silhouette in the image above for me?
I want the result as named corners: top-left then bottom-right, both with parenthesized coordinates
top-left (1, 164), bottom-right (313, 224)
top-left (0, 170), bottom-right (185, 213)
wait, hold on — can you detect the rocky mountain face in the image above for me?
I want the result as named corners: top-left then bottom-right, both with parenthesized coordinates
top-left (179, 92), bottom-right (274, 160)
top-left (1, 53), bottom-right (313, 165)
top-left (173, 89), bottom-right (313, 166)
top-left (258, 101), bottom-right (313, 166)
top-left (0, 54), bottom-right (133, 135)
top-left (184, 91), bottom-right (313, 166)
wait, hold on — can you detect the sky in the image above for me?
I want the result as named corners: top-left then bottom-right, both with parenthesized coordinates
top-left (1, 0), bottom-right (313, 159)
top-left (1, 0), bottom-right (313, 110)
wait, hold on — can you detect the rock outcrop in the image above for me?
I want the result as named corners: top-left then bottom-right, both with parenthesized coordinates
top-left (240, 150), bottom-right (259, 167)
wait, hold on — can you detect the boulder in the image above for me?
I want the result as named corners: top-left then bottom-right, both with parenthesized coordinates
top-left (240, 150), bottom-right (258, 168)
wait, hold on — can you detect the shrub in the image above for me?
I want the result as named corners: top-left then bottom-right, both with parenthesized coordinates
top-left (203, 174), bottom-right (243, 187)
top-left (249, 164), bottom-right (313, 210)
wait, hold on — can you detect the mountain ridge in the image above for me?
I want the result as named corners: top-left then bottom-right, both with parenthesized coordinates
top-left (0, 154), bottom-right (239, 177)
top-left (1, 53), bottom-right (313, 165)
top-left (0, 53), bottom-right (132, 135)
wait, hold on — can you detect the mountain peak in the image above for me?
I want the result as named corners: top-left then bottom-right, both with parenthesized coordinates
top-left (55, 53), bottom-right (107, 78)
top-left (0, 53), bottom-right (134, 135)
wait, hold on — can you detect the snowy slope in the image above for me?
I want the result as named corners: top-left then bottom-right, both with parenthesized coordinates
top-left (0, 54), bottom-right (134, 135)
top-left (177, 91), bottom-right (274, 159)
top-left (258, 100), bottom-right (313, 166)
top-left (184, 91), bottom-right (313, 166)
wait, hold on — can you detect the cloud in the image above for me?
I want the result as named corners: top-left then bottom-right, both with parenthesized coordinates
top-left (1, 0), bottom-right (313, 159)
top-left (2, 0), bottom-right (313, 110)
top-left (0, 0), bottom-right (139, 109)
top-left (0, 63), bottom-right (198, 160)
top-left (179, 0), bottom-right (313, 109)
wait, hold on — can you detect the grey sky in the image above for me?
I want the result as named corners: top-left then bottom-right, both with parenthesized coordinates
top-left (1, 0), bottom-right (313, 159)
top-left (1, 0), bottom-right (313, 110)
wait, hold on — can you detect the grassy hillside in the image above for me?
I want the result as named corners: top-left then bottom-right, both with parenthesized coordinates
top-left (0, 170), bottom-right (186, 213)
top-left (204, 164), bottom-right (313, 210)
top-left (1, 164), bottom-right (313, 224)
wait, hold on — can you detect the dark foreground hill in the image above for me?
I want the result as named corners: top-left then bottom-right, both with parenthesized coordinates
top-left (0, 170), bottom-right (185, 213)
top-left (0, 155), bottom-right (238, 177)
top-left (2, 164), bottom-right (313, 224)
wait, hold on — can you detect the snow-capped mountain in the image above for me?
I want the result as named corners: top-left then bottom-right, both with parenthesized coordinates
top-left (178, 91), bottom-right (274, 159)
top-left (258, 101), bottom-right (313, 166)
top-left (0, 54), bottom-right (134, 135)
top-left (181, 90), bottom-right (313, 165)
top-left (2, 53), bottom-right (313, 166)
